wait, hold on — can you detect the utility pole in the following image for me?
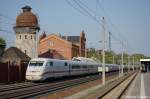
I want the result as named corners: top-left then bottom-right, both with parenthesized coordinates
top-left (108, 32), bottom-right (111, 51)
top-left (128, 55), bottom-right (130, 72)
top-left (85, 46), bottom-right (87, 57)
top-left (113, 55), bottom-right (115, 64)
top-left (35, 29), bottom-right (40, 58)
top-left (102, 17), bottom-right (106, 85)
top-left (121, 42), bottom-right (124, 76)
top-left (132, 57), bottom-right (135, 71)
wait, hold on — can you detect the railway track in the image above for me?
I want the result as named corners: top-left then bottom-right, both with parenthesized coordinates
top-left (0, 82), bottom-right (44, 92)
top-left (0, 71), bottom-right (119, 98)
top-left (0, 74), bottom-right (99, 92)
top-left (0, 71), bottom-right (117, 90)
top-left (96, 72), bottom-right (137, 99)
top-left (0, 75), bottom-right (101, 99)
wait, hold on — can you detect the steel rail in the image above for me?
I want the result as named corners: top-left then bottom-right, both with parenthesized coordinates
top-left (0, 75), bottom-right (100, 98)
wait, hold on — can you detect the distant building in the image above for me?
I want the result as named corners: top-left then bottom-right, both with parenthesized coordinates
top-left (13, 6), bottom-right (40, 58)
top-left (39, 31), bottom-right (86, 60)
top-left (0, 47), bottom-right (30, 64)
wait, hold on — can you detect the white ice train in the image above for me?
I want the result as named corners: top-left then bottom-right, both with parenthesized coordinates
top-left (26, 57), bottom-right (120, 81)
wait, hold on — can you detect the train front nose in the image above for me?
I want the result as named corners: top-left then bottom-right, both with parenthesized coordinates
top-left (26, 68), bottom-right (44, 81)
top-left (26, 60), bottom-right (45, 81)
top-left (26, 75), bottom-right (43, 81)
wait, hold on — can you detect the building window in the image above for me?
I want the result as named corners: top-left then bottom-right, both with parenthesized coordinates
top-left (48, 41), bottom-right (54, 46)
top-left (25, 35), bottom-right (27, 39)
top-left (24, 50), bottom-right (27, 54)
top-left (19, 35), bottom-right (21, 39)
top-left (31, 35), bottom-right (32, 39)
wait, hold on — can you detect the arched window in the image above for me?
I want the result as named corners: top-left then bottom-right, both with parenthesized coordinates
top-left (19, 35), bottom-right (21, 39)
top-left (25, 35), bottom-right (27, 39)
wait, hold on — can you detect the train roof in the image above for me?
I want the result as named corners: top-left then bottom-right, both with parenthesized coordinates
top-left (30, 58), bottom-right (70, 62)
top-left (140, 59), bottom-right (150, 62)
top-left (72, 57), bottom-right (99, 64)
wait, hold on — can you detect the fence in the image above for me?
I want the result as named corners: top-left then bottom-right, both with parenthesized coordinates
top-left (0, 62), bottom-right (28, 83)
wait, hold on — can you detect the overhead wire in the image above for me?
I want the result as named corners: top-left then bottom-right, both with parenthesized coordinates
top-left (66, 0), bottom-right (131, 54)
top-left (0, 21), bottom-right (14, 26)
top-left (96, 0), bottom-right (131, 53)
top-left (73, 0), bottom-right (102, 25)
top-left (0, 13), bottom-right (15, 21)
top-left (66, 0), bottom-right (102, 25)
top-left (0, 29), bottom-right (14, 34)
top-left (0, 13), bottom-right (15, 46)
top-left (0, 13), bottom-right (15, 36)
top-left (77, 0), bottom-right (96, 16)
top-left (65, 0), bottom-right (89, 17)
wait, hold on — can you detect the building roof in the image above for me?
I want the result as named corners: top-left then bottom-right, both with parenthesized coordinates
top-left (16, 5), bottom-right (38, 28)
top-left (40, 34), bottom-right (72, 46)
top-left (61, 36), bottom-right (80, 43)
top-left (0, 47), bottom-right (31, 63)
top-left (140, 59), bottom-right (150, 62)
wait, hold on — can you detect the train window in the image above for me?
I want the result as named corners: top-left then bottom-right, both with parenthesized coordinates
top-left (72, 65), bottom-right (80, 69)
top-left (64, 62), bottom-right (68, 66)
top-left (29, 61), bottom-right (44, 66)
top-left (46, 61), bottom-right (53, 66)
top-left (50, 62), bottom-right (53, 66)
top-left (82, 65), bottom-right (87, 68)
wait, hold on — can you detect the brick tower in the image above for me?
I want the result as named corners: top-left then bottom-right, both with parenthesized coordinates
top-left (13, 6), bottom-right (40, 58)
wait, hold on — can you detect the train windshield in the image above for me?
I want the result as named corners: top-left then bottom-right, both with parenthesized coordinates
top-left (29, 61), bottom-right (44, 66)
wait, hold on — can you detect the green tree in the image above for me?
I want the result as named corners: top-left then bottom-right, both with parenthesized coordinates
top-left (115, 53), bottom-right (129, 65)
top-left (0, 37), bottom-right (6, 49)
top-left (131, 54), bottom-right (147, 62)
top-left (87, 47), bottom-right (149, 65)
top-left (105, 51), bottom-right (115, 64)
top-left (87, 48), bottom-right (102, 62)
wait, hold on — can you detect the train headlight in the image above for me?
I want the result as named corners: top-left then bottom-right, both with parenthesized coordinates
top-left (30, 71), bottom-right (40, 73)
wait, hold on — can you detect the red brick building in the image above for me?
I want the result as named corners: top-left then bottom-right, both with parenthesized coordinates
top-left (38, 31), bottom-right (86, 60)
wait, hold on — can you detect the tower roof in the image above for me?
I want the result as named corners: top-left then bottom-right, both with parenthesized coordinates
top-left (16, 6), bottom-right (38, 27)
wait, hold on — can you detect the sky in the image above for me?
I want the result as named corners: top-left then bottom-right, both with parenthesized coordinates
top-left (0, 0), bottom-right (150, 56)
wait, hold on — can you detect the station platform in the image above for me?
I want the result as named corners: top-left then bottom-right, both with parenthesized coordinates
top-left (124, 72), bottom-right (150, 99)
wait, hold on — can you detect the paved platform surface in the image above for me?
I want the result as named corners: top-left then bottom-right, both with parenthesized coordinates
top-left (124, 72), bottom-right (150, 99)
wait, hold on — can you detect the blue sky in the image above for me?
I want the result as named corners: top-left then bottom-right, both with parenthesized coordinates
top-left (0, 0), bottom-right (150, 56)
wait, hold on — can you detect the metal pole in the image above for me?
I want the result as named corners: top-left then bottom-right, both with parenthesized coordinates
top-left (109, 32), bottom-right (111, 51)
top-left (119, 62), bottom-right (121, 77)
top-left (85, 45), bottom-right (87, 57)
top-left (102, 17), bottom-right (105, 85)
top-left (133, 57), bottom-right (134, 71)
top-left (35, 30), bottom-right (39, 58)
top-left (8, 62), bottom-right (10, 83)
top-left (121, 42), bottom-right (124, 76)
top-left (128, 55), bottom-right (130, 72)
top-left (113, 55), bottom-right (115, 64)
